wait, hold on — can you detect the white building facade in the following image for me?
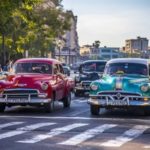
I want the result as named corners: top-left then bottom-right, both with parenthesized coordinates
top-left (90, 47), bottom-right (120, 60)
top-left (125, 36), bottom-right (149, 53)
top-left (55, 11), bottom-right (79, 65)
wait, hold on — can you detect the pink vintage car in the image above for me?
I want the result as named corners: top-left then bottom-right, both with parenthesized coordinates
top-left (0, 58), bottom-right (74, 112)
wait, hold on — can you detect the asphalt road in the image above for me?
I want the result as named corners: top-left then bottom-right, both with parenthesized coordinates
top-left (0, 94), bottom-right (150, 150)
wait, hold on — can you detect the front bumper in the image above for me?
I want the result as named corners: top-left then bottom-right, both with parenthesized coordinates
top-left (75, 87), bottom-right (90, 92)
top-left (88, 95), bottom-right (150, 107)
top-left (0, 93), bottom-right (51, 105)
top-left (75, 81), bottom-right (91, 94)
top-left (0, 97), bottom-right (51, 104)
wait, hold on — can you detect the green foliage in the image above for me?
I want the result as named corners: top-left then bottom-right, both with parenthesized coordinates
top-left (0, 0), bottom-right (71, 63)
top-left (93, 40), bottom-right (101, 49)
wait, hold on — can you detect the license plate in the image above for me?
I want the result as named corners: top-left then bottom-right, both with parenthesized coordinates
top-left (107, 100), bottom-right (128, 106)
top-left (6, 98), bottom-right (29, 103)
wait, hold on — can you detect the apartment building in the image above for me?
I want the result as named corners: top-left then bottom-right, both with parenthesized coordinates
top-left (125, 36), bottom-right (149, 53)
top-left (55, 11), bottom-right (79, 65)
top-left (90, 47), bottom-right (120, 60)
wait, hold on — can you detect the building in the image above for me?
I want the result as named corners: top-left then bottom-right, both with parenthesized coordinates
top-left (90, 46), bottom-right (120, 60)
top-left (125, 37), bottom-right (149, 55)
top-left (80, 45), bottom-right (91, 56)
top-left (55, 11), bottom-right (79, 65)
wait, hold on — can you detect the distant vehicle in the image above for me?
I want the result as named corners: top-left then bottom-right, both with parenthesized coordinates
top-left (74, 60), bottom-right (107, 96)
top-left (63, 66), bottom-right (70, 76)
top-left (71, 62), bottom-right (81, 73)
top-left (0, 58), bottom-right (73, 113)
top-left (88, 58), bottom-right (150, 116)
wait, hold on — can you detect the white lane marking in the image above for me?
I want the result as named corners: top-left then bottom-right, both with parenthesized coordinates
top-left (101, 125), bottom-right (149, 147)
top-left (0, 122), bottom-right (24, 129)
top-left (1, 116), bottom-right (150, 124)
top-left (144, 145), bottom-right (150, 149)
top-left (0, 122), bottom-right (55, 140)
top-left (69, 109), bottom-right (89, 117)
top-left (59, 124), bottom-right (117, 146)
top-left (73, 99), bottom-right (87, 103)
top-left (17, 123), bottom-right (88, 143)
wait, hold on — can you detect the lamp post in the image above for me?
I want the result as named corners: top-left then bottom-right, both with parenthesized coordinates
top-left (57, 40), bottom-right (62, 61)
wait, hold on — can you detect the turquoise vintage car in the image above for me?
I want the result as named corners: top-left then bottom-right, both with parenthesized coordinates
top-left (88, 58), bottom-right (150, 115)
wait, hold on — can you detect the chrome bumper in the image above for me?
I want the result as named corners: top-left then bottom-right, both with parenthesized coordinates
top-left (0, 97), bottom-right (51, 104)
top-left (88, 95), bottom-right (150, 107)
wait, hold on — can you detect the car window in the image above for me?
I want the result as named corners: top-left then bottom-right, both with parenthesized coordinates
top-left (14, 62), bottom-right (52, 74)
top-left (105, 63), bottom-right (148, 76)
top-left (59, 64), bottom-right (64, 74)
top-left (53, 64), bottom-right (59, 74)
top-left (81, 62), bottom-right (106, 72)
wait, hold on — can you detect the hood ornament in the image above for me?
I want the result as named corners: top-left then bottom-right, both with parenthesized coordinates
top-left (17, 83), bottom-right (27, 87)
top-left (116, 77), bottom-right (123, 90)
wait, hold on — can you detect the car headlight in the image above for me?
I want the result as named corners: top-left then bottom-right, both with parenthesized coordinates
top-left (91, 84), bottom-right (98, 91)
top-left (141, 84), bottom-right (149, 92)
top-left (41, 83), bottom-right (49, 90)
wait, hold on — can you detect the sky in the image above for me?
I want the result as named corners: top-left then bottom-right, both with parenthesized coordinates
top-left (62, 0), bottom-right (150, 47)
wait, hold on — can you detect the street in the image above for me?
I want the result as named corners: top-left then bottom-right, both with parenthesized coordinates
top-left (0, 94), bottom-right (150, 150)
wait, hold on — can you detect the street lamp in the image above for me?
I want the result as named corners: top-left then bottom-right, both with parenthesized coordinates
top-left (56, 39), bottom-right (62, 61)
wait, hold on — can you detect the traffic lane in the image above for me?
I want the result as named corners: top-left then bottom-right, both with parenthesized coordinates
top-left (1, 99), bottom-right (150, 122)
top-left (0, 117), bottom-right (149, 150)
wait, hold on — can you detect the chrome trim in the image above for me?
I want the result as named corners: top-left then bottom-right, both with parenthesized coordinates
top-left (97, 91), bottom-right (142, 96)
top-left (0, 97), bottom-right (51, 104)
top-left (3, 88), bottom-right (39, 92)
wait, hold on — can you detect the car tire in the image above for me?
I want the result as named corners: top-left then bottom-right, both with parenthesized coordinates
top-left (0, 104), bottom-right (5, 113)
top-left (63, 91), bottom-right (71, 108)
top-left (90, 104), bottom-right (100, 115)
top-left (44, 97), bottom-right (54, 113)
top-left (144, 107), bottom-right (150, 116)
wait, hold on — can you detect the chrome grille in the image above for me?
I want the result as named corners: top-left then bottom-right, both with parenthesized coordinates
top-left (97, 91), bottom-right (142, 101)
top-left (81, 81), bottom-right (91, 88)
top-left (3, 89), bottom-right (38, 98)
top-left (98, 91), bottom-right (141, 96)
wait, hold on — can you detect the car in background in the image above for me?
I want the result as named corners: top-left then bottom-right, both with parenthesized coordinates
top-left (74, 60), bottom-right (107, 96)
top-left (63, 66), bottom-right (70, 76)
top-left (88, 58), bottom-right (150, 116)
top-left (62, 63), bottom-right (71, 76)
top-left (0, 58), bottom-right (73, 113)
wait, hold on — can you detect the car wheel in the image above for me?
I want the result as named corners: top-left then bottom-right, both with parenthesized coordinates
top-left (90, 104), bottom-right (100, 115)
top-left (144, 106), bottom-right (150, 116)
top-left (44, 97), bottom-right (54, 113)
top-left (0, 104), bottom-right (5, 113)
top-left (63, 91), bottom-right (71, 108)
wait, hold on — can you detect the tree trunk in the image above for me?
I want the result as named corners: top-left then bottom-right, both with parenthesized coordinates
top-left (2, 34), bottom-right (6, 65)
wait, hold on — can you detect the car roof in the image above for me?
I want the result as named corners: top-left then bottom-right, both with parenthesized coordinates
top-left (82, 60), bottom-right (107, 64)
top-left (15, 58), bottom-right (61, 64)
top-left (107, 58), bottom-right (150, 65)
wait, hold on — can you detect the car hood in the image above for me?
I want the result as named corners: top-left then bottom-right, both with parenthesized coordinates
top-left (78, 72), bottom-right (101, 81)
top-left (0, 73), bottom-right (53, 90)
top-left (90, 74), bottom-right (150, 96)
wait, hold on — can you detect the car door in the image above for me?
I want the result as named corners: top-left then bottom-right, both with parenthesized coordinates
top-left (54, 64), bottom-right (65, 100)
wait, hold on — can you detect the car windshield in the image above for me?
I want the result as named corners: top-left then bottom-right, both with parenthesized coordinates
top-left (105, 63), bottom-right (148, 76)
top-left (81, 62), bottom-right (106, 72)
top-left (14, 62), bottom-right (52, 74)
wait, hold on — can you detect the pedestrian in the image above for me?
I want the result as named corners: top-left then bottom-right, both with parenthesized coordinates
top-left (0, 64), bottom-right (3, 72)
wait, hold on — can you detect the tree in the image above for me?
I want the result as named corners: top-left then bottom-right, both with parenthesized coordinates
top-left (93, 40), bottom-right (101, 49)
top-left (0, 0), bottom-right (72, 63)
top-left (0, 0), bottom-right (41, 64)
